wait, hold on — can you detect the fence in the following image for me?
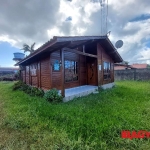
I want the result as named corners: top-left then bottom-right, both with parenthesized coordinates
top-left (114, 68), bottom-right (150, 81)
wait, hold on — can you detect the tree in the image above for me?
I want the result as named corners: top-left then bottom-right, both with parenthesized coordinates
top-left (21, 43), bottom-right (36, 54)
top-left (124, 61), bottom-right (129, 65)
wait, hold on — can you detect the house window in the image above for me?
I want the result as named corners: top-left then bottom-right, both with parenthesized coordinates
top-left (26, 66), bottom-right (29, 74)
top-left (31, 64), bottom-right (37, 76)
top-left (103, 62), bottom-right (111, 80)
top-left (65, 60), bottom-right (78, 82)
top-left (53, 60), bottom-right (60, 71)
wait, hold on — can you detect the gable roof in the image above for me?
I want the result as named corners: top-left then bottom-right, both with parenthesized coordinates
top-left (15, 36), bottom-right (123, 66)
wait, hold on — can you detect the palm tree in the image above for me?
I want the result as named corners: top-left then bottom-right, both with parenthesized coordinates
top-left (21, 43), bottom-right (36, 54)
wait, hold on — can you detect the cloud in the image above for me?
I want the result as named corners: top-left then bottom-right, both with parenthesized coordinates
top-left (0, 0), bottom-right (61, 48)
top-left (130, 14), bottom-right (150, 22)
top-left (0, 0), bottom-right (150, 64)
top-left (0, 35), bottom-right (17, 46)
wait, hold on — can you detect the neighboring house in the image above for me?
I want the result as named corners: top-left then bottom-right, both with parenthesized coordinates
top-left (0, 67), bottom-right (19, 74)
top-left (114, 63), bottom-right (133, 70)
top-left (16, 36), bottom-right (123, 101)
top-left (114, 63), bottom-right (148, 70)
top-left (131, 64), bottom-right (148, 69)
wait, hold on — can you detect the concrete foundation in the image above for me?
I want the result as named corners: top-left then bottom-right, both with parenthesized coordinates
top-left (63, 85), bottom-right (98, 102)
top-left (62, 82), bottom-right (115, 102)
top-left (100, 82), bottom-right (115, 89)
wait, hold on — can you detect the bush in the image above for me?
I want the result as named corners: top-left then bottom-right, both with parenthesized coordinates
top-left (44, 88), bottom-right (62, 103)
top-left (25, 86), bottom-right (32, 95)
top-left (20, 84), bottom-right (29, 92)
top-left (30, 87), bottom-right (44, 97)
top-left (0, 76), bottom-right (4, 81)
top-left (35, 88), bottom-right (44, 97)
top-left (30, 87), bottom-right (37, 96)
top-left (12, 81), bottom-right (25, 91)
top-left (12, 81), bottom-right (44, 98)
top-left (12, 81), bottom-right (45, 98)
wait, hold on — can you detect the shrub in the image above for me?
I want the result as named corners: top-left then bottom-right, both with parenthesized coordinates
top-left (12, 81), bottom-right (25, 91)
top-left (30, 87), bottom-right (37, 96)
top-left (28, 87), bottom-right (44, 97)
top-left (12, 81), bottom-right (44, 98)
top-left (35, 88), bottom-right (44, 97)
top-left (26, 86), bottom-right (32, 95)
top-left (20, 84), bottom-right (29, 92)
top-left (0, 76), bottom-right (4, 81)
top-left (44, 88), bottom-right (62, 103)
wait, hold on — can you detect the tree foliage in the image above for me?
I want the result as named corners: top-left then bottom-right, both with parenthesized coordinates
top-left (21, 43), bottom-right (35, 54)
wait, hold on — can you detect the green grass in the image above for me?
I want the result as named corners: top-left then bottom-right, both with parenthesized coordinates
top-left (0, 81), bottom-right (150, 150)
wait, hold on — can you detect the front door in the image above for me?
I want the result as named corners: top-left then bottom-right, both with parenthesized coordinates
top-left (87, 58), bottom-right (97, 86)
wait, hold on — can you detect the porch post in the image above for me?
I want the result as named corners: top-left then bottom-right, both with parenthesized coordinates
top-left (61, 49), bottom-right (65, 97)
top-left (97, 57), bottom-right (99, 86)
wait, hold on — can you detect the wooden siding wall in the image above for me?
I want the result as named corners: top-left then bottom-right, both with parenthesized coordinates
top-left (79, 55), bottom-right (87, 85)
top-left (31, 76), bottom-right (38, 86)
top-left (50, 49), bottom-right (87, 90)
top-left (37, 62), bottom-right (41, 88)
top-left (97, 43), bottom-right (114, 85)
top-left (22, 70), bottom-right (26, 83)
top-left (30, 63), bottom-right (38, 87)
top-left (26, 66), bottom-right (30, 84)
top-left (21, 56), bottom-right (51, 90)
top-left (40, 56), bottom-right (51, 89)
top-left (51, 50), bottom-right (61, 89)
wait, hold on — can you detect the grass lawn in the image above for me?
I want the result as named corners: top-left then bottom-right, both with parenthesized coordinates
top-left (0, 81), bottom-right (150, 150)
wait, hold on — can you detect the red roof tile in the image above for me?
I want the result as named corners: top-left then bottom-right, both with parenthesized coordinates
top-left (131, 64), bottom-right (148, 69)
top-left (114, 66), bottom-right (128, 70)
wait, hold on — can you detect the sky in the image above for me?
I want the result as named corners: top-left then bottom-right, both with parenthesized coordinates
top-left (0, 0), bottom-right (150, 67)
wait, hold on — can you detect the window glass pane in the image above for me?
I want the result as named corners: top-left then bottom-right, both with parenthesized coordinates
top-left (53, 60), bottom-right (60, 71)
top-left (103, 61), bottom-right (111, 80)
top-left (30, 64), bottom-right (37, 76)
top-left (65, 60), bottom-right (78, 82)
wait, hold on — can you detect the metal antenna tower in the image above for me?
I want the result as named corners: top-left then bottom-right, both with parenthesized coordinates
top-left (99, 0), bottom-right (108, 36)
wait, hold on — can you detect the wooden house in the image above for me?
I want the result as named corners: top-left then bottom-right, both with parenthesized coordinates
top-left (16, 36), bottom-right (123, 101)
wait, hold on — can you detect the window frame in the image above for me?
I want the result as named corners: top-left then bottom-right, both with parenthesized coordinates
top-left (64, 59), bottom-right (79, 83)
top-left (103, 61), bottom-right (111, 80)
top-left (52, 59), bottom-right (61, 72)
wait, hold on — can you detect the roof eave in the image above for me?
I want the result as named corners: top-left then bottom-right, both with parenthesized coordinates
top-left (56, 36), bottom-right (107, 42)
top-left (15, 36), bottom-right (122, 66)
top-left (15, 38), bottom-right (57, 66)
top-left (106, 37), bottom-right (123, 63)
